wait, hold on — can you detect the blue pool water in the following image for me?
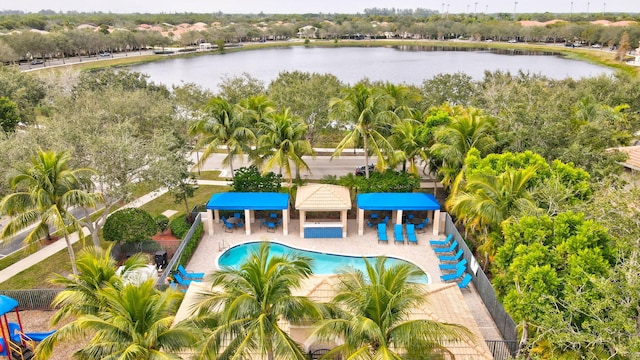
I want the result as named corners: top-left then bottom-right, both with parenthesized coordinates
top-left (218, 242), bottom-right (429, 284)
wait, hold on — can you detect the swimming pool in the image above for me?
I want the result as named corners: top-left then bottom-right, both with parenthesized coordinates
top-left (218, 242), bottom-right (429, 284)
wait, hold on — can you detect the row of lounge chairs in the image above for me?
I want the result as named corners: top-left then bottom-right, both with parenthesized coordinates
top-left (172, 264), bottom-right (204, 286)
top-left (377, 223), bottom-right (418, 244)
top-left (431, 234), bottom-right (473, 290)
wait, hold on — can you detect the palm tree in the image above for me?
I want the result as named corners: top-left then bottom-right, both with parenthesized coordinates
top-left (381, 82), bottom-right (422, 119)
top-left (0, 149), bottom-right (99, 275)
top-left (36, 280), bottom-right (198, 360)
top-left (430, 107), bottom-right (496, 189)
top-left (190, 97), bottom-right (256, 179)
top-left (313, 257), bottom-right (473, 359)
top-left (448, 166), bottom-right (539, 257)
top-left (191, 242), bottom-right (322, 360)
top-left (330, 83), bottom-right (397, 178)
top-left (388, 119), bottom-right (429, 174)
top-left (254, 108), bottom-right (314, 185)
top-left (48, 245), bottom-right (148, 325)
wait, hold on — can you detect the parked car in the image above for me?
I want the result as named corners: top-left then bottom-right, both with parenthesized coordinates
top-left (355, 164), bottom-right (376, 176)
top-left (592, 44), bottom-right (602, 48)
top-left (507, 39), bottom-right (517, 43)
top-left (30, 59), bottom-right (44, 65)
top-left (99, 52), bottom-right (111, 57)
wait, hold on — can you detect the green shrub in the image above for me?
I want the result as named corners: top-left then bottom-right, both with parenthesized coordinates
top-left (103, 208), bottom-right (158, 244)
top-left (155, 214), bottom-right (170, 233)
top-left (230, 165), bottom-right (283, 192)
top-left (179, 222), bottom-right (204, 266)
top-left (169, 215), bottom-right (190, 239)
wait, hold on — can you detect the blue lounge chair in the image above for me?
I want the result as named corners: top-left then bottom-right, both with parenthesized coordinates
top-left (439, 258), bottom-right (467, 271)
top-left (406, 224), bottom-right (417, 244)
top-left (174, 273), bottom-right (200, 286)
top-left (438, 249), bottom-right (464, 262)
top-left (377, 223), bottom-right (388, 243)
top-left (178, 264), bottom-right (204, 280)
top-left (430, 234), bottom-right (453, 247)
top-left (440, 267), bottom-right (466, 282)
top-left (433, 240), bottom-right (457, 254)
top-left (394, 224), bottom-right (404, 244)
top-left (458, 273), bottom-right (473, 290)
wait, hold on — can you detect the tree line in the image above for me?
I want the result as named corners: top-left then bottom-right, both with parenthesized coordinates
top-left (1, 11), bottom-right (640, 64)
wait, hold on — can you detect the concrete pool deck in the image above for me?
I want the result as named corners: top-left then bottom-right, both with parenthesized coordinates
top-left (184, 217), bottom-right (504, 345)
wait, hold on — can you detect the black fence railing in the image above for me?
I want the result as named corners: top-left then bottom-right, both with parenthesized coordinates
top-left (157, 213), bottom-right (202, 286)
top-left (444, 213), bottom-right (518, 358)
top-left (486, 340), bottom-right (519, 360)
top-left (0, 289), bottom-right (62, 310)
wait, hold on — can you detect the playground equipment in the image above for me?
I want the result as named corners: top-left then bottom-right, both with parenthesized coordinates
top-left (0, 295), bottom-right (56, 360)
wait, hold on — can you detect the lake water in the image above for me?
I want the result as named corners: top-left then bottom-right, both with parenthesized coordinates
top-left (131, 45), bottom-right (615, 91)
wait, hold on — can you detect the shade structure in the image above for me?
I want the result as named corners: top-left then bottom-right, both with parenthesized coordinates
top-left (356, 192), bottom-right (442, 236)
top-left (206, 192), bottom-right (289, 210)
top-left (206, 192), bottom-right (290, 236)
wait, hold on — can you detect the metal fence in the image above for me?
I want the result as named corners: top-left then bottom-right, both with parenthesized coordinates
top-left (157, 213), bottom-right (202, 286)
top-left (0, 289), bottom-right (61, 310)
top-left (486, 340), bottom-right (519, 360)
top-left (444, 213), bottom-right (518, 357)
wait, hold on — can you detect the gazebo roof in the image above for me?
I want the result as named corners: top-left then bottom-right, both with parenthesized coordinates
top-left (295, 184), bottom-right (352, 211)
top-left (206, 192), bottom-right (289, 210)
top-left (357, 192), bottom-right (440, 211)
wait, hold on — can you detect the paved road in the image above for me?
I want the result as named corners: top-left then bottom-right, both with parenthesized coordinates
top-left (20, 50), bottom-right (156, 71)
top-left (198, 153), bottom-right (391, 179)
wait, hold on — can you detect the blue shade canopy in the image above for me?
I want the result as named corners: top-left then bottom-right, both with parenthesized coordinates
top-left (0, 295), bottom-right (18, 316)
top-left (206, 192), bottom-right (290, 211)
top-left (357, 193), bottom-right (440, 211)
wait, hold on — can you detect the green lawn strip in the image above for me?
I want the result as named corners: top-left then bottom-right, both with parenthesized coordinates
top-left (139, 185), bottom-right (229, 218)
top-left (0, 241), bottom-right (83, 290)
top-left (193, 170), bottom-right (226, 181)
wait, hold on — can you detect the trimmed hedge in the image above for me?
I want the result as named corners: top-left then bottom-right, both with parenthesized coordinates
top-left (169, 215), bottom-right (190, 239)
top-left (179, 222), bottom-right (204, 267)
top-left (103, 208), bottom-right (158, 244)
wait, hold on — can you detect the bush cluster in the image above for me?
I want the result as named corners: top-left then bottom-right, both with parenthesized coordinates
top-left (103, 208), bottom-right (158, 244)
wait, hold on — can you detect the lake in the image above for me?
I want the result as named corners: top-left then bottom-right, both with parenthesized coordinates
top-left (130, 45), bottom-right (615, 91)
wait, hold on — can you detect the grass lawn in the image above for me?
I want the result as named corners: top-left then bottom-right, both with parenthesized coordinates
top-left (193, 170), bottom-right (227, 181)
top-left (140, 184), bottom-right (229, 218)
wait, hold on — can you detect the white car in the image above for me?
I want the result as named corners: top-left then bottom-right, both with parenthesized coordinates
top-left (592, 44), bottom-right (602, 48)
top-left (508, 39), bottom-right (517, 43)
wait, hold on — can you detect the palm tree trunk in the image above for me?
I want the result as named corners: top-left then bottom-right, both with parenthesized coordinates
top-left (363, 135), bottom-right (370, 179)
top-left (227, 146), bottom-right (235, 179)
top-left (63, 233), bottom-right (79, 275)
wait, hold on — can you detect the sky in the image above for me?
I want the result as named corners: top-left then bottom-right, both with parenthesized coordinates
top-left (2, 0), bottom-right (638, 15)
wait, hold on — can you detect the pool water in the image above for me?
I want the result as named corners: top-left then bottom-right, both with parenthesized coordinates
top-left (218, 242), bottom-right (429, 284)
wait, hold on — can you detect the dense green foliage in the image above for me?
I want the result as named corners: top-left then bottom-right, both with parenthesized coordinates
top-left (102, 208), bottom-right (157, 244)
top-left (154, 214), bottom-right (169, 233)
top-left (168, 214), bottom-right (191, 239)
top-left (229, 165), bottom-right (283, 192)
top-left (178, 221), bottom-right (203, 267)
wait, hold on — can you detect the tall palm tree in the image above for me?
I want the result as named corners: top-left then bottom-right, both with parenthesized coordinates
top-left (381, 82), bottom-right (422, 119)
top-left (430, 107), bottom-right (496, 189)
top-left (190, 97), bottom-right (256, 179)
top-left (48, 245), bottom-right (148, 325)
top-left (448, 166), bottom-right (539, 257)
top-left (254, 108), bottom-right (313, 185)
top-left (388, 119), bottom-right (429, 174)
top-left (191, 242), bottom-right (322, 360)
top-left (0, 149), bottom-right (99, 275)
top-left (330, 83), bottom-right (397, 178)
top-left (313, 257), bottom-right (472, 359)
top-left (36, 280), bottom-right (198, 360)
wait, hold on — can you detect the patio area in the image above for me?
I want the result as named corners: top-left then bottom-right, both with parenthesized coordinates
top-left (184, 216), bottom-right (504, 345)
